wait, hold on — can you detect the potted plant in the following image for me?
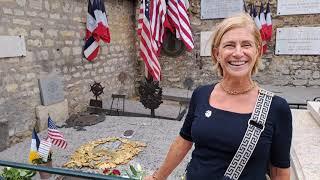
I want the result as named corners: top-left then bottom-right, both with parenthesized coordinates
top-left (31, 151), bottom-right (52, 179)
top-left (0, 167), bottom-right (35, 180)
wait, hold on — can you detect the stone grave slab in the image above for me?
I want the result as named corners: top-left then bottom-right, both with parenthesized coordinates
top-left (36, 99), bottom-right (69, 131)
top-left (38, 75), bottom-right (64, 106)
top-left (291, 109), bottom-right (320, 180)
top-left (307, 101), bottom-right (320, 126)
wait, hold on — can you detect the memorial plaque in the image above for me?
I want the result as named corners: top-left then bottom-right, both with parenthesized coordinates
top-left (277, 0), bottom-right (320, 15)
top-left (38, 75), bottom-right (65, 106)
top-left (275, 27), bottom-right (320, 55)
top-left (200, 31), bottom-right (214, 57)
top-left (201, 0), bottom-right (243, 19)
top-left (0, 36), bottom-right (26, 58)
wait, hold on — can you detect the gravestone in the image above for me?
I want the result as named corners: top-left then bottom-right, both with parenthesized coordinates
top-left (0, 120), bottom-right (9, 151)
top-left (38, 75), bottom-right (64, 106)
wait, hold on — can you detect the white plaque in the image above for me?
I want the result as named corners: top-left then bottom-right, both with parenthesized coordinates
top-left (275, 27), bottom-right (320, 55)
top-left (201, 0), bottom-right (244, 19)
top-left (0, 36), bottom-right (27, 58)
top-left (200, 31), bottom-right (214, 57)
top-left (277, 0), bottom-right (320, 15)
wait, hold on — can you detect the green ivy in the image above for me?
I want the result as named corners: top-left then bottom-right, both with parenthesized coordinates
top-left (0, 167), bottom-right (35, 180)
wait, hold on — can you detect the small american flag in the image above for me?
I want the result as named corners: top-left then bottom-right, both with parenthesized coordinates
top-left (48, 116), bottom-right (67, 149)
top-left (38, 138), bottom-right (52, 162)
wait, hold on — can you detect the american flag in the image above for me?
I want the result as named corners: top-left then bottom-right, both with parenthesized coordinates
top-left (139, 0), bottom-right (161, 81)
top-left (48, 116), bottom-right (67, 149)
top-left (150, 0), bottom-right (167, 48)
top-left (167, 0), bottom-right (194, 51)
top-left (84, 0), bottom-right (110, 61)
top-left (38, 138), bottom-right (52, 162)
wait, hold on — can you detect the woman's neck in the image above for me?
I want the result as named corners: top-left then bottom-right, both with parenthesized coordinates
top-left (219, 77), bottom-right (255, 95)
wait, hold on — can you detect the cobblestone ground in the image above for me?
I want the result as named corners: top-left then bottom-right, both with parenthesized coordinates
top-left (0, 114), bottom-right (191, 180)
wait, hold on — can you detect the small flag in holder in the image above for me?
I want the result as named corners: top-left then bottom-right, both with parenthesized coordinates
top-left (48, 116), bottom-right (68, 149)
top-left (38, 138), bottom-right (52, 162)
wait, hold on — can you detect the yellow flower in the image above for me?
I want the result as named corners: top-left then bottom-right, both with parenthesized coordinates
top-left (29, 151), bottom-right (40, 163)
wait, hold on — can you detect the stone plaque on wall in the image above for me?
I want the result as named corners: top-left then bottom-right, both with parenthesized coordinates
top-left (200, 31), bottom-right (213, 57)
top-left (275, 27), bottom-right (320, 55)
top-left (201, 0), bottom-right (243, 19)
top-left (38, 75), bottom-right (65, 106)
top-left (277, 0), bottom-right (320, 15)
top-left (0, 36), bottom-right (27, 58)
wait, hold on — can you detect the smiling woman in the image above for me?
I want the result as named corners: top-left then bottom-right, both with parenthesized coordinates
top-left (144, 13), bottom-right (292, 180)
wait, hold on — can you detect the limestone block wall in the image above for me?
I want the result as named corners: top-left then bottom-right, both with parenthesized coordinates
top-left (0, 0), bottom-right (137, 144)
top-left (153, 0), bottom-right (320, 89)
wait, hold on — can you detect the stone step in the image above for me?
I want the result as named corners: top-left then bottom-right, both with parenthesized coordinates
top-left (307, 101), bottom-right (320, 126)
top-left (291, 109), bottom-right (320, 180)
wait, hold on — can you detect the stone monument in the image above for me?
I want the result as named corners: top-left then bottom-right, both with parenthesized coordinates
top-left (36, 75), bottom-right (68, 130)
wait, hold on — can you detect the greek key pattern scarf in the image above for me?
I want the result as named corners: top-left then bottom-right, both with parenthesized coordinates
top-left (223, 89), bottom-right (274, 180)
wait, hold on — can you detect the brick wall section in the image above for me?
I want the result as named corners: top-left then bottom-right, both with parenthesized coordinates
top-left (0, 0), bottom-right (137, 144)
top-left (136, 0), bottom-right (320, 89)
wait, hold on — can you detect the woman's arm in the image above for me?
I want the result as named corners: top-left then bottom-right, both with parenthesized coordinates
top-left (270, 166), bottom-right (290, 180)
top-left (146, 135), bottom-right (193, 180)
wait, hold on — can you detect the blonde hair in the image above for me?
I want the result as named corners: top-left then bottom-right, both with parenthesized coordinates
top-left (211, 13), bottom-right (262, 76)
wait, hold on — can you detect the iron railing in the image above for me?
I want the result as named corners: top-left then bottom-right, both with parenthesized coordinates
top-left (0, 160), bottom-right (129, 179)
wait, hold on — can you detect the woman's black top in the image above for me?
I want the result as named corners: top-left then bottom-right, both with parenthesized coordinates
top-left (180, 84), bottom-right (292, 180)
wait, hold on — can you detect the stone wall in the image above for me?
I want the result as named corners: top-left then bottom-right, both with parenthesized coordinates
top-left (0, 0), bottom-right (137, 146)
top-left (155, 0), bottom-right (320, 89)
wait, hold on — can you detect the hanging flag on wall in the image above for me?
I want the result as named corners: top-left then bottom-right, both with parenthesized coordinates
top-left (48, 116), bottom-right (67, 149)
top-left (84, 0), bottom-right (110, 62)
top-left (265, 0), bottom-right (272, 41)
top-left (139, 0), bottom-right (162, 81)
top-left (259, 2), bottom-right (268, 53)
top-left (167, 0), bottom-right (194, 51)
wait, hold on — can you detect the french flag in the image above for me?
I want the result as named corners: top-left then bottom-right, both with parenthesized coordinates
top-left (259, 2), bottom-right (267, 53)
top-left (265, 0), bottom-right (272, 41)
top-left (84, 0), bottom-right (110, 62)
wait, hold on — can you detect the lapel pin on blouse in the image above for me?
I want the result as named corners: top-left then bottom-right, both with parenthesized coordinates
top-left (205, 110), bottom-right (212, 118)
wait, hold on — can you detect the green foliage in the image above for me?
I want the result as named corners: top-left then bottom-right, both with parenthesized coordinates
top-left (125, 164), bottom-right (146, 180)
top-left (0, 167), bottom-right (35, 180)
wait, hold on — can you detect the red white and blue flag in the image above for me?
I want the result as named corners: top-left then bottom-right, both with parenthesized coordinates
top-left (139, 0), bottom-right (162, 81)
top-left (259, 2), bottom-right (268, 53)
top-left (84, 0), bottom-right (110, 62)
top-left (48, 116), bottom-right (67, 149)
top-left (38, 138), bottom-right (52, 162)
top-left (265, 1), bottom-right (272, 41)
top-left (167, 0), bottom-right (194, 51)
top-left (253, 5), bottom-right (267, 54)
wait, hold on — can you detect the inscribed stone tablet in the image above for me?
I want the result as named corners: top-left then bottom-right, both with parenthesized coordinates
top-left (0, 36), bottom-right (26, 58)
top-left (275, 27), bottom-right (320, 55)
top-left (201, 0), bottom-right (243, 19)
top-left (200, 31), bottom-right (214, 57)
top-left (277, 0), bottom-right (320, 15)
top-left (38, 75), bottom-right (65, 106)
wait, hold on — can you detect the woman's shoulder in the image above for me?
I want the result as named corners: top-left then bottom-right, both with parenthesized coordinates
top-left (192, 84), bottom-right (215, 94)
top-left (269, 94), bottom-right (292, 116)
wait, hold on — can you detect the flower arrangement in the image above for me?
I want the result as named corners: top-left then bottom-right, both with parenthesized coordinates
top-left (125, 164), bottom-right (146, 180)
top-left (31, 151), bottom-right (52, 165)
top-left (102, 164), bottom-right (146, 180)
